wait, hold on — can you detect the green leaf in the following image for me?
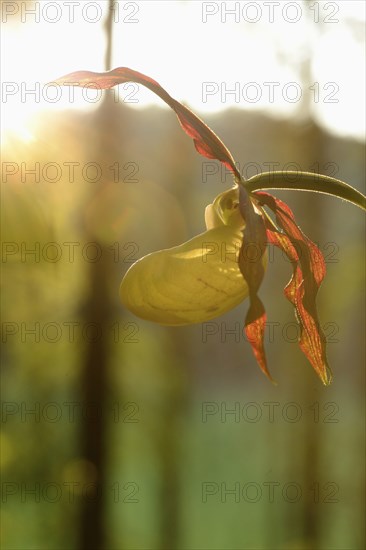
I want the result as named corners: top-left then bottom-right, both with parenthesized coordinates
top-left (245, 171), bottom-right (366, 211)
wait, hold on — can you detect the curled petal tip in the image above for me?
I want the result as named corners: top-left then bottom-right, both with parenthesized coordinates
top-left (320, 366), bottom-right (333, 386)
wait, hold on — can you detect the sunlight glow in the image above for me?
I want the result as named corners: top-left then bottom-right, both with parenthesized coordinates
top-left (1, 109), bottom-right (36, 144)
top-left (1, 0), bottom-right (365, 143)
top-left (1, 2), bottom-right (105, 144)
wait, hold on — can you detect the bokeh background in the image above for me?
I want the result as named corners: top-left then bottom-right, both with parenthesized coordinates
top-left (1, 1), bottom-right (365, 549)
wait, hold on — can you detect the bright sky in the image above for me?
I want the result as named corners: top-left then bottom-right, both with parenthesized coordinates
top-left (1, 0), bottom-right (365, 144)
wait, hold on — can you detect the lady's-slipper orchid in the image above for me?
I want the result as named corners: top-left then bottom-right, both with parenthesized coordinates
top-left (53, 67), bottom-right (366, 385)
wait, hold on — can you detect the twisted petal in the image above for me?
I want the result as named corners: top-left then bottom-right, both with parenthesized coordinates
top-left (255, 191), bottom-right (331, 385)
top-left (238, 186), bottom-right (271, 380)
top-left (51, 67), bottom-right (241, 179)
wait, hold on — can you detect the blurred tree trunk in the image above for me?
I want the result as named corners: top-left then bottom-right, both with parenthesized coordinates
top-left (294, 123), bottom-right (325, 550)
top-left (300, 122), bottom-right (326, 549)
top-left (297, 7), bottom-right (327, 544)
top-left (158, 331), bottom-right (190, 550)
top-left (285, 5), bottom-right (327, 543)
top-left (79, 245), bottom-right (111, 550)
top-left (79, 3), bottom-right (118, 549)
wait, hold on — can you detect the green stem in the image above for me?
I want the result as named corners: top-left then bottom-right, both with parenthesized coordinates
top-left (243, 171), bottom-right (366, 211)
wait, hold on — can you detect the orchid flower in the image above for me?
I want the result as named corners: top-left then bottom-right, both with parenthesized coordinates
top-left (53, 68), bottom-right (366, 385)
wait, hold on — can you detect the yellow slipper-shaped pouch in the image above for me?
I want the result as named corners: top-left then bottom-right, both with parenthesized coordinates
top-left (120, 187), bottom-right (266, 325)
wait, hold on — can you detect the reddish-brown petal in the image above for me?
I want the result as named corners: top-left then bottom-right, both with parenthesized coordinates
top-left (255, 191), bottom-right (331, 385)
top-left (52, 67), bottom-right (240, 179)
top-left (244, 297), bottom-right (271, 381)
top-left (238, 187), bottom-right (273, 381)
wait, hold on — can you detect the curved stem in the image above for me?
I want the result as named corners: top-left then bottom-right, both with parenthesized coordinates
top-left (243, 171), bottom-right (366, 211)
